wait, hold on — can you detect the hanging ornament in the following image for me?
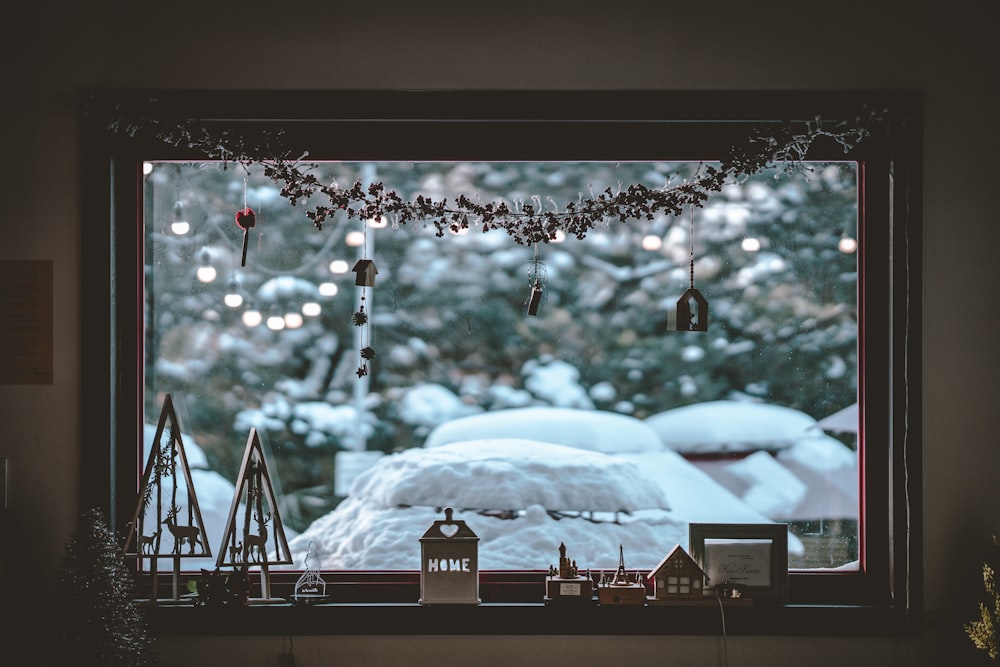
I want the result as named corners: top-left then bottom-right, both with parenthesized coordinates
top-left (526, 244), bottom-right (546, 317)
top-left (235, 177), bottom-right (256, 267)
top-left (352, 219), bottom-right (376, 378)
top-left (676, 207), bottom-right (709, 331)
top-left (352, 295), bottom-right (368, 326)
top-left (352, 259), bottom-right (378, 286)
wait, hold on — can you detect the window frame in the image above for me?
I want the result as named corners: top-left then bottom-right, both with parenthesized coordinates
top-left (80, 89), bottom-right (922, 635)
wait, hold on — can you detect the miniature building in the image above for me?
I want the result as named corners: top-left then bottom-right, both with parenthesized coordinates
top-left (419, 507), bottom-right (480, 605)
top-left (648, 544), bottom-right (708, 601)
top-left (544, 542), bottom-right (594, 603)
top-left (352, 259), bottom-right (378, 286)
top-left (596, 544), bottom-right (646, 606)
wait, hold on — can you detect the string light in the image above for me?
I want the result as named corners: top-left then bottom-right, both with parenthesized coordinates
top-left (195, 249), bottom-right (217, 283)
top-left (838, 233), bottom-right (858, 254)
top-left (171, 201), bottom-right (190, 235)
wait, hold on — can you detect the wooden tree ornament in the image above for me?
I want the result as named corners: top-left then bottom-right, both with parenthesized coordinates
top-left (215, 427), bottom-right (293, 602)
top-left (123, 393), bottom-right (212, 602)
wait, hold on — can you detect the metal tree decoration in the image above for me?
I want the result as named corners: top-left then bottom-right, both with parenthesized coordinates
top-left (123, 393), bottom-right (211, 602)
top-left (216, 427), bottom-right (293, 602)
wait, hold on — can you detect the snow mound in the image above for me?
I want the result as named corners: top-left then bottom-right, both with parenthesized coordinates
top-left (349, 438), bottom-right (670, 512)
top-left (288, 499), bottom-right (685, 571)
top-left (645, 400), bottom-right (818, 454)
top-left (424, 406), bottom-right (663, 453)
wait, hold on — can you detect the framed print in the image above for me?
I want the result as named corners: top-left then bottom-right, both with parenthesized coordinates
top-left (689, 523), bottom-right (788, 602)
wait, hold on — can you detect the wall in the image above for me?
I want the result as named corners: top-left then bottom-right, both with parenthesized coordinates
top-left (1, 1), bottom-right (997, 664)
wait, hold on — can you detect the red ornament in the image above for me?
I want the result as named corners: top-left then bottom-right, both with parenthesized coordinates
top-left (235, 207), bottom-right (256, 266)
top-left (235, 207), bottom-right (256, 230)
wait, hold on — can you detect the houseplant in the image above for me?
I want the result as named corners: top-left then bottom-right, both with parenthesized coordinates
top-left (51, 508), bottom-right (156, 665)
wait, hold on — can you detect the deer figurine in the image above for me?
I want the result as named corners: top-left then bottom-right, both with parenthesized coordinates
top-left (243, 511), bottom-right (271, 563)
top-left (137, 527), bottom-right (161, 555)
top-left (162, 505), bottom-right (202, 554)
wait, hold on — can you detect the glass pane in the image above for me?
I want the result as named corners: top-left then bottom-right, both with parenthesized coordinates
top-left (143, 160), bottom-right (859, 573)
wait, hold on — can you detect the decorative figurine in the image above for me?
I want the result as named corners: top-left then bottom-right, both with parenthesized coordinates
top-left (544, 542), bottom-right (595, 604)
top-left (596, 544), bottom-right (647, 605)
top-left (419, 507), bottom-right (480, 605)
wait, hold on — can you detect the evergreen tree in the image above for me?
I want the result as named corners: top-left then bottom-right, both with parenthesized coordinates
top-left (51, 508), bottom-right (155, 666)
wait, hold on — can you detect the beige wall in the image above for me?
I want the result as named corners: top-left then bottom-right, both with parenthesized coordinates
top-left (1, 1), bottom-right (996, 664)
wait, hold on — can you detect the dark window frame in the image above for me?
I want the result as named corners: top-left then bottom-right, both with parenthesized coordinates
top-left (80, 89), bottom-right (922, 636)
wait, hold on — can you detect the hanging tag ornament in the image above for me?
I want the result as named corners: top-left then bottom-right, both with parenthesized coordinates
top-left (235, 207), bottom-right (255, 267)
top-left (526, 244), bottom-right (546, 317)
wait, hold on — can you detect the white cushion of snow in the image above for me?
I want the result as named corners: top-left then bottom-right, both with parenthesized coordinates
top-left (423, 406), bottom-right (663, 453)
top-left (645, 400), bottom-right (818, 454)
top-left (288, 500), bottom-right (686, 571)
top-left (725, 450), bottom-right (808, 518)
top-left (398, 383), bottom-right (483, 427)
top-left (349, 438), bottom-right (670, 512)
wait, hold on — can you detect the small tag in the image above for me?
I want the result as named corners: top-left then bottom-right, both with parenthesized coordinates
top-left (560, 583), bottom-right (582, 596)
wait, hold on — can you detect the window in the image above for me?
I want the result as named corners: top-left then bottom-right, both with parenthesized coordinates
top-left (81, 90), bottom-right (921, 632)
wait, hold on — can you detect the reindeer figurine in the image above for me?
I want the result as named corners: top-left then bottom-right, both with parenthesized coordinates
top-left (136, 526), bottom-right (161, 555)
top-left (163, 504), bottom-right (203, 555)
top-left (243, 511), bottom-right (271, 563)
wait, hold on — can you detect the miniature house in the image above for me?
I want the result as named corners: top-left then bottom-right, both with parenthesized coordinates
top-left (419, 507), bottom-right (480, 605)
top-left (648, 544), bottom-right (708, 601)
top-left (352, 259), bottom-right (378, 286)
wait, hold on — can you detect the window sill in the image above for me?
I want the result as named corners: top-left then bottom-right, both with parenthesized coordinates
top-left (146, 601), bottom-right (917, 638)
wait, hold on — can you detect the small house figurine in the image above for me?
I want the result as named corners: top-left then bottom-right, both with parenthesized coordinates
top-left (647, 544), bottom-right (752, 606)
top-left (352, 259), bottom-right (378, 287)
top-left (647, 544), bottom-right (708, 604)
top-left (596, 544), bottom-right (646, 606)
top-left (544, 542), bottom-right (594, 604)
top-left (419, 507), bottom-right (480, 605)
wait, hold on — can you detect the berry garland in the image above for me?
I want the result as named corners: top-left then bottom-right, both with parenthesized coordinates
top-left (106, 102), bottom-right (886, 246)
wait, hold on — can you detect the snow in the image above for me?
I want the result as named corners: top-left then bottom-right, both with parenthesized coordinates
top-left (424, 406), bottom-right (663, 454)
top-left (521, 358), bottom-right (594, 409)
top-left (287, 404), bottom-right (814, 571)
top-left (645, 399), bottom-right (818, 454)
top-left (715, 450), bottom-right (809, 518)
top-left (292, 401), bottom-right (374, 445)
top-left (775, 434), bottom-right (858, 520)
top-left (347, 439), bottom-right (670, 512)
top-left (397, 383), bottom-right (483, 428)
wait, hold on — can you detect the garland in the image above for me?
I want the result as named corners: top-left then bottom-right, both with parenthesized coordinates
top-left (106, 102), bottom-right (885, 246)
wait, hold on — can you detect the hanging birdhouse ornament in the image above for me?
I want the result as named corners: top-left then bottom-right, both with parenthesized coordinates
top-left (676, 207), bottom-right (709, 331)
top-left (352, 259), bottom-right (378, 287)
top-left (677, 287), bottom-right (709, 331)
top-left (419, 507), bottom-right (480, 605)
